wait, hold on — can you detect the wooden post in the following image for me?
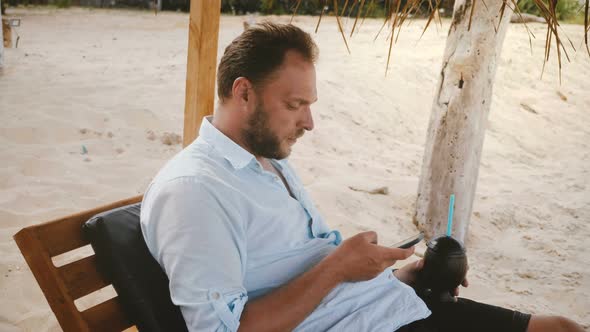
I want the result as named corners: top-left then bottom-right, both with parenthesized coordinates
top-left (414, 0), bottom-right (513, 242)
top-left (183, 0), bottom-right (221, 147)
top-left (2, 18), bottom-right (12, 48)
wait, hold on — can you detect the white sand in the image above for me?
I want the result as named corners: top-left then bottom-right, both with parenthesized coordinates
top-left (1, 7), bottom-right (588, 331)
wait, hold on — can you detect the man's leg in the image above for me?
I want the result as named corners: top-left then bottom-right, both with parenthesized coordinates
top-left (422, 297), bottom-right (585, 332)
top-left (424, 297), bottom-right (530, 332)
top-left (527, 315), bottom-right (585, 332)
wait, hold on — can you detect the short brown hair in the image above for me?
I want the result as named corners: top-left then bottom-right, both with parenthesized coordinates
top-left (217, 22), bottom-right (318, 102)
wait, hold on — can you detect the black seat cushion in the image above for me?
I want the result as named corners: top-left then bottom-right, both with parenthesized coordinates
top-left (83, 203), bottom-right (188, 332)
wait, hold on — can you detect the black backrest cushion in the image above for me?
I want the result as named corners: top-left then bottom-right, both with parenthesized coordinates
top-left (83, 203), bottom-right (188, 332)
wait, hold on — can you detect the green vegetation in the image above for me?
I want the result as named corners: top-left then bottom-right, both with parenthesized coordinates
top-left (517, 0), bottom-right (583, 21)
top-left (55, 0), bottom-right (71, 8)
top-left (221, 0), bottom-right (386, 17)
top-left (221, 0), bottom-right (585, 24)
top-left (563, 10), bottom-right (587, 24)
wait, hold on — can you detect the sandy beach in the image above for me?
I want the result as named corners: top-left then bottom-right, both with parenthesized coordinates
top-left (1, 7), bottom-right (589, 331)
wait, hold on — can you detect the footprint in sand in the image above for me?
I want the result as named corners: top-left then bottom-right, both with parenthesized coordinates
top-left (506, 285), bottom-right (533, 296)
top-left (146, 130), bottom-right (157, 141)
top-left (160, 132), bottom-right (182, 146)
top-left (79, 128), bottom-right (103, 137)
top-left (561, 272), bottom-right (582, 287)
top-left (516, 271), bottom-right (538, 280)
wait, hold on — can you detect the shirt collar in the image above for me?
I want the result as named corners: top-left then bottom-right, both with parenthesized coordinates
top-left (198, 116), bottom-right (257, 170)
top-left (271, 158), bottom-right (286, 171)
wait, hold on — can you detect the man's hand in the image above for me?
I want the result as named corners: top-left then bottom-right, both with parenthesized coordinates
top-left (239, 231), bottom-right (414, 331)
top-left (323, 231), bottom-right (415, 283)
top-left (393, 259), bottom-right (470, 296)
top-left (392, 259), bottom-right (424, 286)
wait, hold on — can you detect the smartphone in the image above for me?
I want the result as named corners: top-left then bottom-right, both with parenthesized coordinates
top-left (389, 233), bottom-right (424, 249)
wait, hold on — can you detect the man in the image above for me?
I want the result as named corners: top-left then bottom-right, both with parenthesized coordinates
top-left (140, 23), bottom-right (584, 332)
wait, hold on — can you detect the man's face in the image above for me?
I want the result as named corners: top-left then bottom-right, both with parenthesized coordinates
top-left (241, 50), bottom-right (317, 160)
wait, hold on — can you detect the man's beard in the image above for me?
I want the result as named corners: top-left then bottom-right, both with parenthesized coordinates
top-left (242, 101), bottom-right (303, 160)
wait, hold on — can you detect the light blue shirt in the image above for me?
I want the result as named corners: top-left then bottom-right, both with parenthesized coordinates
top-left (140, 116), bottom-right (430, 332)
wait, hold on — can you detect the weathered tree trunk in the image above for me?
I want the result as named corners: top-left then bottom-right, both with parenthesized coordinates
top-left (414, 0), bottom-right (513, 243)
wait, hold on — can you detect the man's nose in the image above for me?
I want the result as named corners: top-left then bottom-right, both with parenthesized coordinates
top-left (301, 106), bottom-right (314, 131)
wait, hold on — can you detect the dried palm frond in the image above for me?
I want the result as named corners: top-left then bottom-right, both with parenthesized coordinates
top-left (315, 0), bottom-right (329, 33)
top-left (528, 0), bottom-right (573, 82)
top-left (506, 0), bottom-right (536, 55)
top-left (341, 0), bottom-right (351, 16)
top-left (347, 0), bottom-right (360, 18)
top-left (290, 0), bottom-right (302, 24)
top-left (358, 0), bottom-right (376, 33)
top-left (334, 0), bottom-right (352, 53)
top-left (385, 0), bottom-right (403, 75)
top-left (374, 0), bottom-right (396, 42)
top-left (350, 0), bottom-right (366, 36)
top-left (396, 0), bottom-right (423, 41)
top-left (496, 0), bottom-right (507, 32)
top-left (419, 0), bottom-right (442, 40)
top-left (306, 0), bottom-right (587, 78)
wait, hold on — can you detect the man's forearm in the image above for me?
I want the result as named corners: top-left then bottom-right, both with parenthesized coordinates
top-left (238, 256), bottom-right (343, 332)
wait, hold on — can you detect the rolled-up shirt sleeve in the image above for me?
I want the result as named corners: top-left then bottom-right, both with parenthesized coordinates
top-left (141, 177), bottom-right (248, 332)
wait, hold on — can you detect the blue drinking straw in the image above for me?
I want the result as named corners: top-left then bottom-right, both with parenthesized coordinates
top-left (446, 194), bottom-right (455, 237)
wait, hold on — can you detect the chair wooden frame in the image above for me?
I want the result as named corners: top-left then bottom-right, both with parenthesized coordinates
top-left (14, 196), bottom-right (143, 331)
top-left (13, 1), bottom-right (221, 331)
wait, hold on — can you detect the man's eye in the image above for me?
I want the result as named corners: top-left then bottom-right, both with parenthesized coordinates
top-left (287, 103), bottom-right (298, 110)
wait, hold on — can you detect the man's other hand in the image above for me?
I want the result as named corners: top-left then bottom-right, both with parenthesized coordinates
top-left (325, 231), bottom-right (415, 283)
top-left (393, 259), bottom-right (470, 296)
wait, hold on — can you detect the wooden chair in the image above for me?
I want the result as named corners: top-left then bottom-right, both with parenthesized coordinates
top-left (13, 195), bottom-right (143, 332)
top-left (12, 1), bottom-right (220, 330)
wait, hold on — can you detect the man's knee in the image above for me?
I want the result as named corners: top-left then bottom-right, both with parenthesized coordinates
top-left (555, 316), bottom-right (585, 332)
top-left (527, 315), bottom-right (585, 332)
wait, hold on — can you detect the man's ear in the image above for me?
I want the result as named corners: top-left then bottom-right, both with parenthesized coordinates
top-left (232, 77), bottom-right (252, 105)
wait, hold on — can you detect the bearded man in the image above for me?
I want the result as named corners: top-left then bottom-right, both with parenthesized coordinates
top-left (140, 22), bottom-right (584, 332)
